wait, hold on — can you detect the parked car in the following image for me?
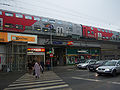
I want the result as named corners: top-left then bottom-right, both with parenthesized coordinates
top-left (96, 60), bottom-right (120, 76)
top-left (88, 60), bottom-right (108, 71)
top-left (77, 59), bottom-right (97, 69)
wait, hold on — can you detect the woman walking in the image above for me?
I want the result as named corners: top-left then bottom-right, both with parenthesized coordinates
top-left (34, 61), bottom-right (42, 79)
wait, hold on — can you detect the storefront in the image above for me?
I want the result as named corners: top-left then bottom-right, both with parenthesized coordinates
top-left (66, 48), bottom-right (100, 65)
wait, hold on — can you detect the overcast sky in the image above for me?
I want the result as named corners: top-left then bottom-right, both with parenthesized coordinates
top-left (0, 0), bottom-right (120, 31)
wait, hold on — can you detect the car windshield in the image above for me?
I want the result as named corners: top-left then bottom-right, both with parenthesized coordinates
top-left (104, 61), bottom-right (117, 66)
top-left (96, 61), bottom-right (104, 64)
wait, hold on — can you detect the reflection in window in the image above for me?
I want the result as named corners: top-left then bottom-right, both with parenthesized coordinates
top-left (0, 11), bottom-right (2, 15)
top-left (16, 14), bottom-right (23, 18)
top-left (25, 16), bottom-right (32, 20)
top-left (34, 17), bottom-right (40, 21)
top-left (5, 12), bottom-right (13, 16)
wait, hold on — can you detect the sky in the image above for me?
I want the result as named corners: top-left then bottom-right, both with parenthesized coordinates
top-left (0, 0), bottom-right (120, 31)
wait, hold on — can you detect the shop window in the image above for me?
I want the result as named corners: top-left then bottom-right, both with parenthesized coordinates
top-left (5, 12), bottom-right (13, 17)
top-left (25, 16), bottom-right (32, 20)
top-left (34, 25), bottom-right (41, 31)
top-left (16, 14), bottom-right (23, 18)
top-left (49, 19), bottom-right (55, 23)
top-left (34, 17), bottom-right (40, 21)
top-left (0, 11), bottom-right (2, 15)
top-left (16, 24), bottom-right (23, 29)
top-left (88, 30), bottom-right (90, 34)
top-left (5, 23), bottom-right (14, 28)
top-left (25, 26), bottom-right (32, 30)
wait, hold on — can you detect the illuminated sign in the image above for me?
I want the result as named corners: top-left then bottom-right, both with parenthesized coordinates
top-left (67, 41), bottom-right (73, 45)
top-left (0, 32), bottom-right (37, 44)
top-left (27, 48), bottom-right (45, 52)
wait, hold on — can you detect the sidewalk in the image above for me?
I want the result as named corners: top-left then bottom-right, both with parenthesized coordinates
top-left (0, 71), bottom-right (25, 90)
top-left (1, 68), bottom-right (72, 90)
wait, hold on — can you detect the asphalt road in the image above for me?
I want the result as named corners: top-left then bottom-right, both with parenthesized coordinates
top-left (54, 66), bottom-right (120, 90)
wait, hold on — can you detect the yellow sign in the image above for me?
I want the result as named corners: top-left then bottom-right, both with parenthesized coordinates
top-left (11, 35), bottom-right (35, 42)
top-left (0, 32), bottom-right (8, 42)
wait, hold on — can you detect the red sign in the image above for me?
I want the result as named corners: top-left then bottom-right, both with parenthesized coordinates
top-left (27, 48), bottom-right (45, 52)
top-left (50, 53), bottom-right (53, 57)
top-left (67, 41), bottom-right (73, 45)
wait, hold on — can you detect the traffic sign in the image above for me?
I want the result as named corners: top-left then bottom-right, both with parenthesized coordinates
top-left (50, 53), bottom-right (53, 57)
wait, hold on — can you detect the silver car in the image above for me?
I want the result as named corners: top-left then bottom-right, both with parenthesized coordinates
top-left (77, 59), bottom-right (97, 69)
top-left (96, 60), bottom-right (120, 76)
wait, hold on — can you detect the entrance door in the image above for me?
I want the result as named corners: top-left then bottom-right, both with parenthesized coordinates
top-left (0, 18), bottom-right (3, 30)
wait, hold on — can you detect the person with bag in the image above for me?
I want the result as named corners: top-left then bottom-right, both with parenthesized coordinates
top-left (34, 61), bottom-right (43, 79)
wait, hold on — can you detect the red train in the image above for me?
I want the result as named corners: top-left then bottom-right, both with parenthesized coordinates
top-left (0, 9), bottom-right (119, 42)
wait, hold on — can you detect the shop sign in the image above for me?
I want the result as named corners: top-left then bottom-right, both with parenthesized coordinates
top-left (0, 32), bottom-right (37, 44)
top-left (67, 41), bottom-right (73, 45)
top-left (27, 48), bottom-right (45, 52)
top-left (0, 32), bottom-right (8, 42)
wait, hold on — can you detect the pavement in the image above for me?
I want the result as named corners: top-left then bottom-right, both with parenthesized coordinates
top-left (0, 66), bottom-right (73, 90)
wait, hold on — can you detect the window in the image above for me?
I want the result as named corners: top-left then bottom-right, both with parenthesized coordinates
top-left (5, 23), bottom-right (14, 28)
top-left (106, 37), bottom-right (109, 39)
top-left (25, 26), bottom-right (32, 30)
top-left (16, 24), bottom-right (23, 29)
top-left (109, 30), bottom-right (111, 33)
top-left (57, 21), bottom-right (62, 24)
top-left (34, 25), bottom-right (41, 31)
top-left (91, 27), bottom-right (93, 30)
top-left (91, 31), bottom-right (94, 34)
top-left (34, 17), bottom-right (40, 21)
top-left (42, 27), bottom-right (49, 32)
top-left (41, 18), bottom-right (48, 22)
top-left (102, 30), bottom-right (104, 32)
top-left (102, 36), bottom-right (105, 39)
top-left (0, 11), bottom-right (2, 15)
top-left (97, 28), bottom-right (100, 31)
top-left (25, 16), bottom-right (32, 20)
top-left (49, 19), bottom-right (55, 23)
top-left (5, 12), bottom-right (13, 17)
top-left (105, 30), bottom-right (108, 32)
top-left (88, 30), bottom-right (90, 34)
top-left (16, 14), bottom-right (23, 18)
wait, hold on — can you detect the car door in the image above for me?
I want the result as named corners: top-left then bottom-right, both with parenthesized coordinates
top-left (117, 61), bottom-right (120, 73)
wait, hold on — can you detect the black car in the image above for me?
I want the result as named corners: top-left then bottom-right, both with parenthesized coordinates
top-left (88, 60), bottom-right (108, 71)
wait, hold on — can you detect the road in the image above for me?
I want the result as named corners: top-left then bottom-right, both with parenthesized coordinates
top-left (54, 66), bottom-right (120, 90)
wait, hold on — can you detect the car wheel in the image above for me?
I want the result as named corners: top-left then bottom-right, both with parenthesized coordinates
top-left (112, 70), bottom-right (116, 77)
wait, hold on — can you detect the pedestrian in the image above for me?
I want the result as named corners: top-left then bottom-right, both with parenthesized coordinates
top-left (34, 61), bottom-right (43, 79)
top-left (40, 61), bottom-right (44, 74)
top-left (46, 59), bottom-right (50, 70)
top-left (27, 61), bottom-right (33, 74)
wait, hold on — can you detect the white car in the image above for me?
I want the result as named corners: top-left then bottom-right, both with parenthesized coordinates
top-left (77, 59), bottom-right (97, 69)
top-left (96, 60), bottom-right (120, 76)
